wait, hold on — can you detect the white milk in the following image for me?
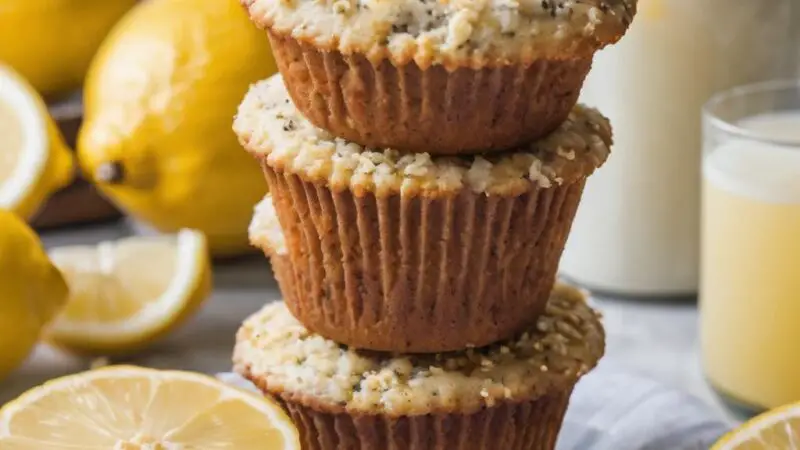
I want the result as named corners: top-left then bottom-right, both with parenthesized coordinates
top-left (704, 112), bottom-right (800, 204)
top-left (559, 0), bottom-right (794, 296)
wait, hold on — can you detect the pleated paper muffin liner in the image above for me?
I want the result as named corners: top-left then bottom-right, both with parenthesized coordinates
top-left (262, 163), bottom-right (586, 353)
top-left (277, 390), bottom-right (569, 450)
top-left (268, 253), bottom-right (296, 303)
top-left (268, 31), bottom-right (592, 156)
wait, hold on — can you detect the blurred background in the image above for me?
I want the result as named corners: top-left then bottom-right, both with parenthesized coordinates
top-left (2, 0), bottom-right (800, 447)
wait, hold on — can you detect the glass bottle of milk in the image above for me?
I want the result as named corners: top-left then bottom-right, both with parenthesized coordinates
top-left (560, 0), bottom-right (796, 297)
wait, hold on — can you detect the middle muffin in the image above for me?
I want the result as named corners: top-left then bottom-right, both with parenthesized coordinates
top-left (236, 75), bottom-right (612, 353)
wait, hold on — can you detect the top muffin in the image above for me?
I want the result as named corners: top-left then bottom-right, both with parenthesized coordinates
top-left (242, 0), bottom-right (637, 67)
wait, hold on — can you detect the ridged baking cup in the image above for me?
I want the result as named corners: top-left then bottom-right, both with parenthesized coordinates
top-left (268, 386), bottom-right (570, 450)
top-left (261, 164), bottom-right (585, 353)
top-left (268, 31), bottom-right (592, 155)
top-left (269, 254), bottom-right (296, 304)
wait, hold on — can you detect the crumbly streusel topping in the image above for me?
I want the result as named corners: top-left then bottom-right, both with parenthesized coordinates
top-left (234, 75), bottom-right (612, 197)
top-left (248, 194), bottom-right (286, 255)
top-left (233, 283), bottom-right (604, 416)
top-left (242, 0), bottom-right (636, 68)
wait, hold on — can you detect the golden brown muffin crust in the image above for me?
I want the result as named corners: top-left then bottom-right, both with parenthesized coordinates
top-left (241, 0), bottom-right (637, 69)
top-left (234, 75), bottom-right (613, 197)
top-left (233, 283), bottom-right (604, 417)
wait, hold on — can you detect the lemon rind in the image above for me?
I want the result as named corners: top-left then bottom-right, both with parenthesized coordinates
top-left (712, 402), bottom-right (800, 448)
top-left (0, 66), bottom-right (49, 211)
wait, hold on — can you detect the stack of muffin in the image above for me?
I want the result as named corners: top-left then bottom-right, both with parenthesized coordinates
top-left (233, 0), bottom-right (637, 448)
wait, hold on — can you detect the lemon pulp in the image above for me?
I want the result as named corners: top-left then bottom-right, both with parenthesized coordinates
top-left (0, 64), bottom-right (74, 219)
top-left (0, 100), bottom-right (23, 181)
top-left (47, 230), bottom-right (212, 354)
top-left (0, 366), bottom-right (300, 449)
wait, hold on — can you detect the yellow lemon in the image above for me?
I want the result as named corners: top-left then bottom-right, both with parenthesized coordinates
top-left (46, 230), bottom-right (212, 355)
top-left (0, 209), bottom-right (68, 380)
top-left (0, 64), bottom-right (74, 219)
top-left (712, 402), bottom-right (800, 449)
top-left (0, 366), bottom-right (301, 449)
top-left (79, 0), bottom-right (277, 257)
top-left (0, 0), bottom-right (137, 97)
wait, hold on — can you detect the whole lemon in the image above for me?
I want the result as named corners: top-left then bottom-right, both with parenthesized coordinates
top-left (0, 210), bottom-right (68, 379)
top-left (0, 0), bottom-right (137, 97)
top-left (79, 0), bottom-right (277, 257)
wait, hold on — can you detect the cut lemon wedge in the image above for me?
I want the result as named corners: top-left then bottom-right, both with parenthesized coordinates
top-left (0, 365), bottom-right (300, 449)
top-left (0, 63), bottom-right (74, 219)
top-left (46, 229), bottom-right (212, 354)
top-left (712, 402), bottom-right (800, 449)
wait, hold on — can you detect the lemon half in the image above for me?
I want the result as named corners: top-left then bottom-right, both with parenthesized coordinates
top-left (713, 402), bottom-right (800, 449)
top-left (46, 230), bottom-right (212, 354)
top-left (0, 366), bottom-right (300, 449)
top-left (0, 64), bottom-right (74, 219)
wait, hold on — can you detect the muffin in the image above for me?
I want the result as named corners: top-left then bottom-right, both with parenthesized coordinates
top-left (235, 75), bottom-right (612, 353)
top-left (249, 193), bottom-right (287, 256)
top-left (234, 283), bottom-right (605, 450)
top-left (240, 0), bottom-right (634, 154)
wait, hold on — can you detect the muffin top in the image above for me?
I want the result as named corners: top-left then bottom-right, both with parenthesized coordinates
top-left (234, 283), bottom-right (604, 417)
top-left (235, 75), bottom-right (613, 197)
top-left (242, 0), bottom-right (636, 69)
top-left (248, 194), bottom-right (286, 255)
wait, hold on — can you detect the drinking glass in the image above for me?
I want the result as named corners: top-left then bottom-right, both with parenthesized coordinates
top-left (701, 80), bottom-right (800, 412)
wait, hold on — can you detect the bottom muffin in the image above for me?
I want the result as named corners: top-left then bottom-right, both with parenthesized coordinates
top-left (233, 283), bottom-right (605, 450)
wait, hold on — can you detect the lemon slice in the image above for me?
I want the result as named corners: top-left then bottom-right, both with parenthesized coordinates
top-left (712, 402), bottom-right (800, 449)
top-left (46, 230), bottom-right (212, 354)
top-left (0, 64), bottom-right (74, 219)
top-left (0, 365), bottom-right (300, 449)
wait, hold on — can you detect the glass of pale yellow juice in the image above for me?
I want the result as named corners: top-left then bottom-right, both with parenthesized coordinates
top-left (702, 80), bottom-right (800, 412)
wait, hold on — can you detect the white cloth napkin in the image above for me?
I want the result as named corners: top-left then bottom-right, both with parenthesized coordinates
top-left (218, 364), bottom-right (729, 450)
top-left (560, 363), bottom-right (728, 450)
